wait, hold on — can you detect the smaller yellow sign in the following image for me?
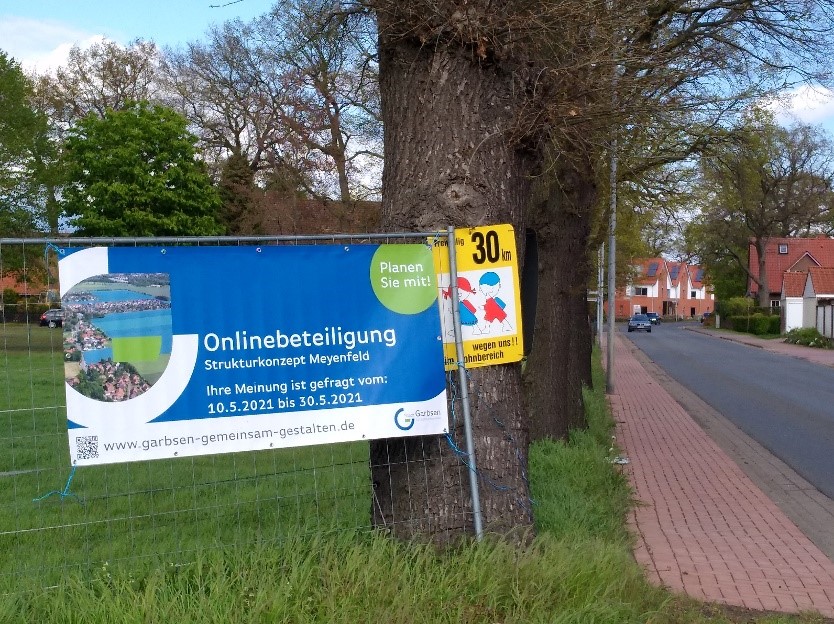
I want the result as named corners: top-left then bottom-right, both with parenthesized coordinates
top-left (431, 225), bottom-right (524, 370)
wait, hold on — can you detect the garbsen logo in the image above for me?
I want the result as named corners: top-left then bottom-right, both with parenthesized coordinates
top-left (394, 408), bottom-right (414, 430)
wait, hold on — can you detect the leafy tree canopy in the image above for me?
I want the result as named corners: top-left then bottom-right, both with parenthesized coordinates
top-left (61, 101), bottom-right (224, 236)
top-left (0, 52), bottom-right (39, 164)
top-left (0, 50), bottom-right (49, 235)
top-left (37, 39), bottom-right (162, 124)
top-left (686, 108), bottom-right (834, 304)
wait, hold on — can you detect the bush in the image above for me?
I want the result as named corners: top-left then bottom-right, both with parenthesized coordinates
top-left (2, 288), bottom-right (20, 305)
top-left (757, 314), bottom-right (781, 335)
top-left (0, 302), bottom-right (51, 324)
top-left (727, 313), bottom-right (780, 335)
top-left (783, 327), bottom-right (834, 348)
top-left (716, 296), bottom-right (755, 318)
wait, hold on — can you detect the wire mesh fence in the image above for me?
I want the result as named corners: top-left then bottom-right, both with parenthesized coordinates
top-left (0, 234), bottom-right (477, 591)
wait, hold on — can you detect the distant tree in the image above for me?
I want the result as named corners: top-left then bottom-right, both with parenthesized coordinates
top-left (24, 40), bottom-right (164, 233)
top-left (162, 1), bottom-right (381, 202)
top-left (61, 101), bottom-right (224, 236)
top-left (217, 153), bottom-right (257, 233)
top-left (0, 51), bottom-right (48, 234)
top-left (37, 39), bottom-right (163, 125)
top-left (622, 162), bottom-right (701, 261)
top-left (162, 20), bottom-right (304, 195)
top-left (689, 109), bottom-right (834, 306)
top-left (256, 0), bottom-right (382, 201)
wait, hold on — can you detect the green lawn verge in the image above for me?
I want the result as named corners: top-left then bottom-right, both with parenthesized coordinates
top-left (2, 328), bottom-right (828, 623)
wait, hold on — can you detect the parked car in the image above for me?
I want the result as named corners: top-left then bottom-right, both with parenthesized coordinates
top-left (627, 314), bottom-right (652, 333)
top-left (39, 308), bottom-right (63, 328)
top-left (645, 312), bottom-right (661, 325)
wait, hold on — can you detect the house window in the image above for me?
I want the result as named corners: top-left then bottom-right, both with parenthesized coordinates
top-left (634, 287), bottom-right (648, 296)
top-left (771, 300), bottom-right (780, 308)
top-left (690, 290), bottom-right (697, 298)
top-left (778, 244), bottom-right (788, 254)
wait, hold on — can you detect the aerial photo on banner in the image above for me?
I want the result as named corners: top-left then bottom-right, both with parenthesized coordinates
top-left (58, 244), bottom-right (449, 466)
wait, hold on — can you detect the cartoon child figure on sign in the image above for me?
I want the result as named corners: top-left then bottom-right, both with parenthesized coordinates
top-left (477, 271), bottom-right (513, 334)
top-left (443, 276), bottom-right (481, 336)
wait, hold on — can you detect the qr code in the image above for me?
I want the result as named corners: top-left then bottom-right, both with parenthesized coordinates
top-left (75, 435), bottom-right (99, 460)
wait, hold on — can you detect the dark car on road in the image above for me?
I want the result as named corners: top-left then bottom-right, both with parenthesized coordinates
top-left (627, 314), bottom-right (652, 333)
top-left (645, 312), bottom-right (661, 325)
top-left (39, 308), bottom-right (63, 328)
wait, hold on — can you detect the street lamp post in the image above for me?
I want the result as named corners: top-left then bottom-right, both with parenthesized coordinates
top-left (606, 138), bottom-right (617, 394)
top-left (597, 243), bottom-right (604, 343)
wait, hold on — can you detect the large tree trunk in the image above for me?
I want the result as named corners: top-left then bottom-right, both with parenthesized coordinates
top-left (755, 239), bottom-right (770, 308)
top-left (524, 157), bottom-right (595, 441)
top-left (370, 18), bottom-right (534, 542)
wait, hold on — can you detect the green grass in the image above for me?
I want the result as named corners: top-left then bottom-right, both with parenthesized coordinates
top-left (7, 536), bottom-right (826, 624)
top-left (2, 327), bottom-right (829, 623)
top-left (0, 323), bottom-right (372, 591)
top-left (2, 534), bottom-right (667, 624)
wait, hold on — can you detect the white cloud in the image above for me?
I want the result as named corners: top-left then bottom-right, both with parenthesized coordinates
top-left (764, 84), bottom-right (834, 128)
top-left (0, 16), bottom-right (104, 72)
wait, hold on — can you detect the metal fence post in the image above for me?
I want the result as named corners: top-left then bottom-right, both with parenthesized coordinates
top-left (445, 226), bottom-right (484, 540)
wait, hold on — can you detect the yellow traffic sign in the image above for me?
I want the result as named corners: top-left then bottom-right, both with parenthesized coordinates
top-left (431, 225), bottom-right (524, 369)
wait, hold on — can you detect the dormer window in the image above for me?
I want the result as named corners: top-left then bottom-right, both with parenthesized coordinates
top-left (778, 244), bottom-right (788, 254)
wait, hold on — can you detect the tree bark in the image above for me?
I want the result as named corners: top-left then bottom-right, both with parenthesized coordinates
top-left (370, 20), bottom-right (533, 542)
top-left (755, 238), bottom-right (770, 308)
top-left (524, 158), bottom-right (595, 441)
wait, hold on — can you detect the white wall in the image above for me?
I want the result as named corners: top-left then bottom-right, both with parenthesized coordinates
top-left (629, 282), bottom-right (659, 297)
top-left (783, 297), bottom-right (804, 332)
top-left (817, 305), bottom-right (834, 338)
top-left (803, 297), bottom-right (817, 329)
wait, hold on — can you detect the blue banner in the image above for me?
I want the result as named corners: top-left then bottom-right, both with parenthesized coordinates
top-left (59, 244), bottom-right (448, 465)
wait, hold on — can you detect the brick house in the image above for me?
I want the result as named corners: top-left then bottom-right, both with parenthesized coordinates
top-left (0, 274), bottom-right (56, 322)
top-left (748, 236), bottom-right (834, 335)
top-left (606, 257), bottom-right (715, 320)
top-left (749, 235), bottom-right (834, 308)
top-left (0, 274), bottom-right (49, 300)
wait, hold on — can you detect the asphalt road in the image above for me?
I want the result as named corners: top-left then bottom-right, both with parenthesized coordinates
top-left (623, 321), bottom-right (834, 500)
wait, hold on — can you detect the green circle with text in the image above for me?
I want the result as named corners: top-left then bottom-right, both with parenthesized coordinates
top-left (370, 245), bottom-right (437, 314)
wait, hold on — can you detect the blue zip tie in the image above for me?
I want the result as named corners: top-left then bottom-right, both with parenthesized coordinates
top-left (33, 465), bottom-right (83, 504)
top-left (43, 242), bottom-right (66, 259)
top-left (445, 433), bottom-right (469, 457)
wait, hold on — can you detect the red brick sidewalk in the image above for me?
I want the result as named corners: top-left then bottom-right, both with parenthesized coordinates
top-left (608, 333), bottom-right (834, 617)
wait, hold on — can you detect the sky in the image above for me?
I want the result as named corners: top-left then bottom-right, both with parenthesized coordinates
top-left (0, 0), bottom-right (275, 70)
top-left (2, 1), bottom-right (834, 135)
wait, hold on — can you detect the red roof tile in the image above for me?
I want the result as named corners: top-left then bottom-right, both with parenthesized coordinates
top-left (632, 258), bottom-right (666, 285)
top-left (0, 273), bottom-right (51, 297)
top-left (807, 267), bottom-right (834, 296)
top-left (781, 272), bottom-right (807, 298)
top-left (0, 274), bottom-right (29, 296)
top-left (687, 264), bottom-right (706, 288)
top-left (749, 236), bottom-right (834, 296)
top-left (666, 261), bottom-right (684, 287)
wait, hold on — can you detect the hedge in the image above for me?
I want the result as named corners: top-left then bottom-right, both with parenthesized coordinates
top-left (0, 303), bottom-right (54, 324)
top-left (727, 313), bottom-right (781, 335)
